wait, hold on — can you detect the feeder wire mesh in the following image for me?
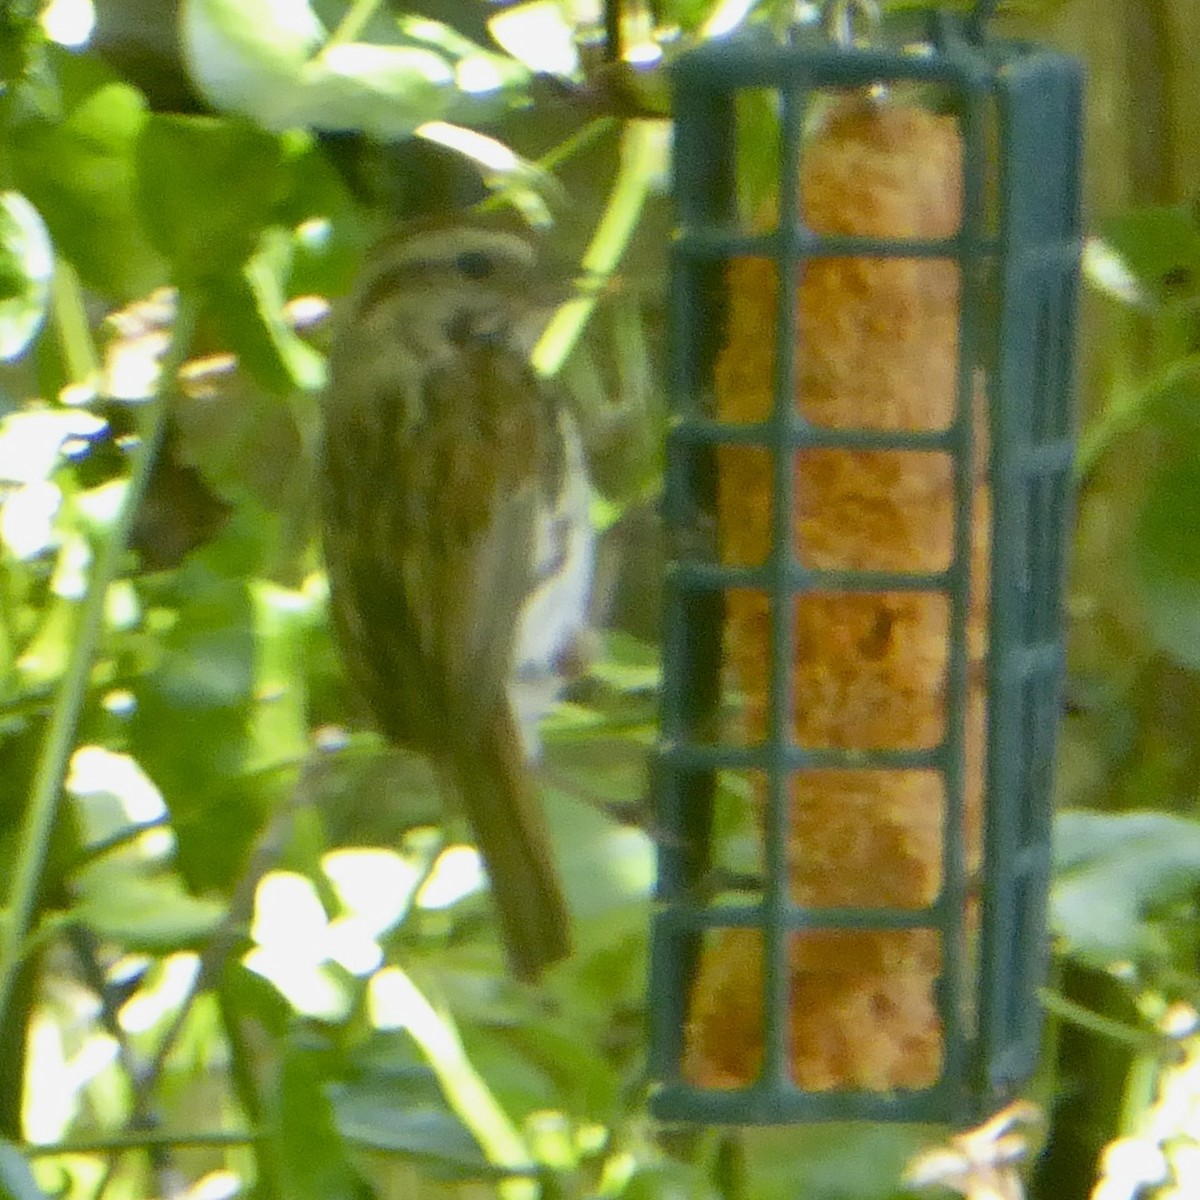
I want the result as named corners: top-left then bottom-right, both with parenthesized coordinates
top-left (648, 2), bottom-right (1082, 1125)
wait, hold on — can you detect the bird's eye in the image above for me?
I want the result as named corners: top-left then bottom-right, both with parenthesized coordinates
top-left (455, 250), bottom-right (495, 280)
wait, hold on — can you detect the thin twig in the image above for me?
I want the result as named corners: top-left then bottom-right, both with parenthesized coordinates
top-left (26, 1130), bottom-right (257, 1157)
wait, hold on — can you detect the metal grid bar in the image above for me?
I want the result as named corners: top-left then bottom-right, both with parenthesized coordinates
top-left (976, 49), bottom-right (1083, 1096)
top-left (672, 418), bottom-right (959, 451)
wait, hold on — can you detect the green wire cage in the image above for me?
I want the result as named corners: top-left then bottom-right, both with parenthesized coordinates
top-left (649, 2), bottom-right (1083, 1124)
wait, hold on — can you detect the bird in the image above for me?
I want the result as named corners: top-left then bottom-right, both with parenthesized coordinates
top-left (319, 221), bottom-right (594, 980)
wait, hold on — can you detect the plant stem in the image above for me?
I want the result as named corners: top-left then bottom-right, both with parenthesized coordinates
top-left (538, 116), bottom-right (619, 175)
top-left (532, 119), bottom-right (663, 379)
top-left (324, 0), bottom-right (382, 50)
top-left (1039, 987), bottom-right (1180, 1058)
top-left (50, 258), bottom-right (101, 388)
top-left (25, 1130), bottom-right (257, 1157)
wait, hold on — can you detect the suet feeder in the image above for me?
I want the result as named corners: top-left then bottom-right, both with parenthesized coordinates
top-left (649, 0), bottom-right (1082, 1124)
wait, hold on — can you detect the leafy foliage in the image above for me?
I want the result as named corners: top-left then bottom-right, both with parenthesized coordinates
top-left (0, 4), bottom-right (660, 1198)
top-left (1047, 83), bottom-right (1200, 1200)
top-left (1, 2), bottom-right (1199, 1200)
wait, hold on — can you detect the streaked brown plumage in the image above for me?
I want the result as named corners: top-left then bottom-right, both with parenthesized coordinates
top-left (320, 224), bottom-right (593, 979)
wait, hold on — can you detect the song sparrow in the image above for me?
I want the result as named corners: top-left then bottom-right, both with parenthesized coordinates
top-left (320, 222), bottom-right (594, 979)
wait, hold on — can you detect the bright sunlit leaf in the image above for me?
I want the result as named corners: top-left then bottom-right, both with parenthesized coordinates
top-left (186, 1171), bottom-right (242, 1200)
top-left (395, 14), bottom-right (531, 95)
top-left (701, 0), bottom-right (757, 37)
top-left (105, 578), bottom-right (140, 631)
top-left (0, 192), bottom-right (54, 360)
top-left (181, 0), bottom-right (324, 121)
top-left (75, 477), bottom-right (128, 533)
top-left (251, 870), bottom-right (327, 948)
top-left (0, 409), bottom-right (106, 486)
top-left (416, 122), bottom-right (555, 225)
top-left (368, 968), bottom-right (535, 1200)
top-left (246, 871), bottom-right (352, 1019)
top-left (48, 532), bottom-right (91, 600)
top-left (455, 55), bottom-right (511, 94)
top-left (245, 951), bottom-right (350, 1020)
top-left (66, 745), bottom-right (170, 856)
top-left (323, 847), bottom-right (420, 932)
top-left (416, 120), bottom-right (520, 173)
top-left (324, 918), bottom-right (384, 976)
top-left (1083, 236), bottom-right (1146, 307)
top-left (300, 42), bottom-right (453, 135)
top-left (369, 967), bottom-right (436, 1034)
top-left (23, 1012), bottom-right (118, 1145)
top-left (1096, 1139), bottom-right (1169, 1195)
top-left (417, 845), bottom-right (485, 910)
top-left (490, 1), bottom-right (579, 76)
top-left (0, 481), bottom-right (60, 560)
top-left (40, 0), bottom-right (95, 47)
top-left (118, 953), bottom-right (200, 1034)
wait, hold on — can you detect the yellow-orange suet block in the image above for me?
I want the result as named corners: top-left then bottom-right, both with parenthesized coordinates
top-left (685, 96), bottom-right (990, 1092)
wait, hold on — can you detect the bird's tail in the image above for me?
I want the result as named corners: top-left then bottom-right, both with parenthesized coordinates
top-left (441, 709), bottom-right (570, 980)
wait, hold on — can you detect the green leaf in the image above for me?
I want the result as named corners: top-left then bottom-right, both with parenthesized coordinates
top-left (330, 1075), bottom-right (492, 1177)
top-left (0, 1140), bottom-right (49, 1200)
top-left (488, 1), bottom-right (580, 78)
top-left (74, 861), bottom-right (225, 951)
top-left (587, 631), bottom-right (661, 694)
top-left (1133, 457), bottom-right (1200, 668)
top-left (540, 775), bottom-right (654, 920)
top-left (247, 579), bottom-right (318, 773)
top-left (0, 408), bottom-right (105, 485)
top-left (129, 566), bottom-right (263, 890)
top-left (164, 363), bottom-right (306, 538)
top-left (1081, 357), bottom-right (1200, 474)
top-left (181, 0), bottom-right (528, 139)
top-left (150, 579), bottom-right (256, 711)
top-left (735, 87), bottom-right (782, 223)
top-left (14, 588), bottom-right (78, 690)
top-left (291, 42), bottom-right (454, 138)
top-left (0, 2), bottom-right (43, 98)
top-left (739, 1124), bottom-right (933, 1200)
top-left (222, 956), bottom-right (295, 1038)
top-left (0, 193), bottom-right (53, 361)
top-left (181, 0), bottom-right (325, 121)
top-left (620, 1161), bottom-right (720, 1200)
top-left (8, 49), bottom-right (164, 299)
top-left (395, 14), bottom-right (531, 109)
top-left (1137, 362), bottom-right (1200, 451)
top-left (272, 139), bottom-right (364, 298)
top-left (135, 114), bottom-right (285, 281)
top-left (1100, 205), bottom-right (1200, 293)
top-left (459, 1010), bottom-right (623, 1124)
top-left (395, 15), bottom-right (505, 65)
top-left (1052, 809), bottom-right (1200, 965)
top-left (182, 0), bottom-right (450, 137)
top-left (206, 228), bottom-right (326, 395)
top-left (275, 1032), bottom-right (365, 1200)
